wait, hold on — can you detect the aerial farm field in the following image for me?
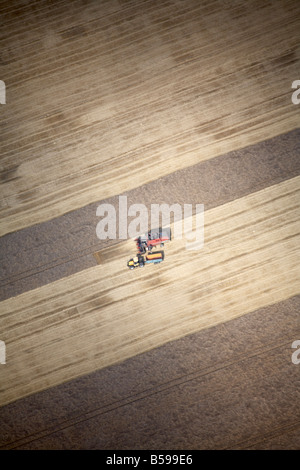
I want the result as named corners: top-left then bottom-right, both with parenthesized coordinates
top-left (0, 0), bottom-right (299, 449)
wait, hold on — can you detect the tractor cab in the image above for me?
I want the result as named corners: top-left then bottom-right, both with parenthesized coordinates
top-left (135, 234), bottom-right (148, 254)
top-left (127, 253), bottom-right (145, 269)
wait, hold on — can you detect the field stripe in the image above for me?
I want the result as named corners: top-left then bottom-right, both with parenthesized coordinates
top-left (0, 176), bottom-right (299, 406)
top-left (0, 294), bottom-right (298, 449)
top-left (1, 0), bottom-right (299, 236)
top-left (1, 129), bottom-right (299, 301)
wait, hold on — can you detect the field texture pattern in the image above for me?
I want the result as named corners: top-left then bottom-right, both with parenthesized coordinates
top-left (0, 0), bottom-right (299, 450)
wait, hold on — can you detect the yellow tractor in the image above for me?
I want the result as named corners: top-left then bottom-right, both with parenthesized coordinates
top-left (127, 251), bottom-right (164, 269)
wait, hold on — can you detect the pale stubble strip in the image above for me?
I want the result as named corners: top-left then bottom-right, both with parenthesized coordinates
top-left (0, 176), bottom-right (299, 406)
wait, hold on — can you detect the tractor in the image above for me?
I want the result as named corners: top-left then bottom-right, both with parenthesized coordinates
top-left (135, 227), bottom-right (171, 254)
top-left (127, 251), bottom-right (165, 269)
